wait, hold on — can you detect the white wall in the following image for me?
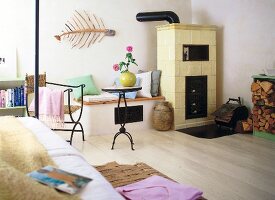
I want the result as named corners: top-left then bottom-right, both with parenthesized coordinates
top-left (4, 0), bottom-right (272, 108)
top-left (192, 0), bottom-right (275, 108)
top-left (0, 0), bottom-right (191, 88)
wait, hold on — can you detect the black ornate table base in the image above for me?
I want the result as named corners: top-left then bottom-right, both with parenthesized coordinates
top-left (102, 86), bottom-right (141, 151)
top-left (112, 126), bottom-right (135, 150)
top-left (111, 92), bottom-right (135, 150)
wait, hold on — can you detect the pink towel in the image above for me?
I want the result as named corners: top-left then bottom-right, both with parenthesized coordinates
top-left (29, 87), bottom-right (64, 128)
top-left (116, 175), bottom-right (203, 200)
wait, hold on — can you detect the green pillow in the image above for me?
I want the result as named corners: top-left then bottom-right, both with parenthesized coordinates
top-left (66, 75), bottom-right (100, 99)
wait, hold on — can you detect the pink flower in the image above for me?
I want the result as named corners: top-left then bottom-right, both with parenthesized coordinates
top-left (113, 46), bottom-right (137, 73)
top-left (126, 46), bottom-right (133, 52)
top-left (113, 64), bottom-right (119, 71)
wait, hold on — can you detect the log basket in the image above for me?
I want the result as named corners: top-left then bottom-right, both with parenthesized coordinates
top-left (212, 97), bottom-right (249, 131)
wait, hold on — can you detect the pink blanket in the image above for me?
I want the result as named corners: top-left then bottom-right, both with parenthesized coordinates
top-left (29, 87), bottom-right (64, 128)
top-left (116, 175), bottom-right (203, 200)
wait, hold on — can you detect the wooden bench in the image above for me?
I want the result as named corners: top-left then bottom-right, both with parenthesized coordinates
top-left (78, 96), bottom-right (165, 136)
top-left (82, 96), bottom-right (165, 105)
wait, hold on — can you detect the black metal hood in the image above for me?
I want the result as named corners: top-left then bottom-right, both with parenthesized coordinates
top-left (136, 11), bottom-right (180, 24)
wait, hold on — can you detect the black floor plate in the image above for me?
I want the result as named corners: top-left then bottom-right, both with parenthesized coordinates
top-left (177, 124), bottom-right (235, 139)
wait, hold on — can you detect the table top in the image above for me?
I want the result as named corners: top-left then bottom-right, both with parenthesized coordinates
top-left (102, 86), bottom-right (142, 93)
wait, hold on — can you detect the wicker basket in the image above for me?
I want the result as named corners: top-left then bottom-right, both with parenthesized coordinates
top-left (152, 101), bottom-right (173, 131)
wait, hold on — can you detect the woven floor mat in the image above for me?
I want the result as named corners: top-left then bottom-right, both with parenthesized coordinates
top-left (95, 161), bottom-right (207, 200)
top-left (94, 161), bottom-right (172, 188)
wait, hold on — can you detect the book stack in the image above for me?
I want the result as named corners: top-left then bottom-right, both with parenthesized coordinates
top-left (0, 85), bottom-right (26, 108)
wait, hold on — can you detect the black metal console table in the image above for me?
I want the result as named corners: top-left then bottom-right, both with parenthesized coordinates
top-left (102, 86), bottom-right (142, 150)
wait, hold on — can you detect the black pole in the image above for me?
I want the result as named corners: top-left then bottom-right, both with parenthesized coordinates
top-left (35, 0), bottom-right (39, 118)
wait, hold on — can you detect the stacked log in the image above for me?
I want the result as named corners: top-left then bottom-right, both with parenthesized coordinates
top-left (236, 114), bottom-right (253, 133)
top-left (251, 80), bottom-right (275, 107)
top-left (252, 106), bottom-right (275, 134)
top-left (251, 79), bottom-right (275, 134)
top-left (243, 114), bottom-right (253, 132)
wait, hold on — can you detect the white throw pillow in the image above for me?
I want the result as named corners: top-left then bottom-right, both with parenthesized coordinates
top-left (136, 71), bottom-right (152, 98)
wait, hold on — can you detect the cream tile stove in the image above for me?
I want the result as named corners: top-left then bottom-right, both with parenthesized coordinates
top-left (157, 24), bottom-right (217, 129)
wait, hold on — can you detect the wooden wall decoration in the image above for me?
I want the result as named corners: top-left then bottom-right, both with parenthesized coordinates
top-left (54, 10), bottom-right (116, 49)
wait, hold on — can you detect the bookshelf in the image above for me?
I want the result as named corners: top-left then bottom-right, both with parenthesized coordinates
top-left (0, 77), bottom-right (26, 117)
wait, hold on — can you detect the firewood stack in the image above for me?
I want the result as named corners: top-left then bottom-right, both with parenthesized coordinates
top-left (251, 80), bottom-right (275, 107)
top-left (252, 106), bottom-right (275, 133)
top-left (251, 80), bottom-right (275, 134)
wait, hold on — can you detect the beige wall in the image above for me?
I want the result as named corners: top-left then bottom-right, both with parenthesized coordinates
top-left (0, 0), bottom-right (191, 88)
top-left (191, 0), bottom-right (275, 109)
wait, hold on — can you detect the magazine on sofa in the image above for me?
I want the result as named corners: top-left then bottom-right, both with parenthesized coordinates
top-left (27, 166), bottom-right (93, 194)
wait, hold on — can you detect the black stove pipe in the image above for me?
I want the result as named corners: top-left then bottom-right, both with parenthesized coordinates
top-left (136, 11), bottom-right (180, 24)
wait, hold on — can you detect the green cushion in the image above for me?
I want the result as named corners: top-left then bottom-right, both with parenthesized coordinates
top-left (66, 75), bottom-right (100, 99)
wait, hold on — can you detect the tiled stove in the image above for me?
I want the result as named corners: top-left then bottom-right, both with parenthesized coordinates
top-left (157, 24), bottom-right (217, 129)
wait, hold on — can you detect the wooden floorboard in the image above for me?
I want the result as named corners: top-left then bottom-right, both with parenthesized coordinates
top-left (57, 129), bottom-right (275, 200)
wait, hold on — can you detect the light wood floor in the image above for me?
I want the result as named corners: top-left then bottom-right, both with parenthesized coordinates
top-left (58, 129), bottom-right (275, 200)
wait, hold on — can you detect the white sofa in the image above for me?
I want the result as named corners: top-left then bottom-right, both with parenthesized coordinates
top-left (19, 117), bottom-right (123, 200)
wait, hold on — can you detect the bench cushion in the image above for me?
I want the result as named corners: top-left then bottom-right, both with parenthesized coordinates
top-left (138, 70), bottom-right (161, 97)
top-left (136, 71), bottom-right (152, 98)
top-left (83, 92), bottom-right (118, 103)
top-left (66, 75), bottom-right (100, 99)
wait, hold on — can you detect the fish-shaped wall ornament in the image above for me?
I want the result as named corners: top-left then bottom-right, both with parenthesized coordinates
top-left (54, 10), bottom-right (116, 49)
